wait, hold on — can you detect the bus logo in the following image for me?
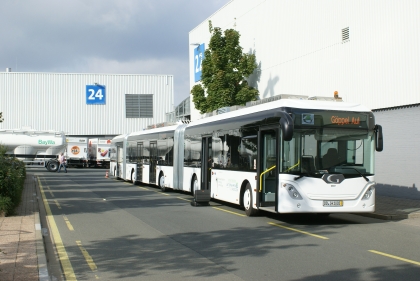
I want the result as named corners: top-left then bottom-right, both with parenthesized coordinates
top-left (322, 174), bottom-right (345, 184)
top-left (302, 114), bottom-right (314, 125)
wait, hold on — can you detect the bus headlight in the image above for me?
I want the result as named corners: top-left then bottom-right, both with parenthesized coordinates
top-left (283, 183), bottom-right (302, 200)
top-left (362, 186), bottom-right (375, 200)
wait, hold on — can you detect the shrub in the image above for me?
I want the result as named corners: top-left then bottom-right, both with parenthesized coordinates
top-left (0, 145), bottom-right (26, 216)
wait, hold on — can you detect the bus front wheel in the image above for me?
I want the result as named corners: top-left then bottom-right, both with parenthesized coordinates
top-left (243, 183), bottom-right (258, 217)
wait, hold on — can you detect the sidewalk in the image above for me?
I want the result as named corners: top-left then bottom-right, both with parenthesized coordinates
top-left (0, 175), bottom-right (48, 281)
top-left (360, 194), bottom-right (420, 220)
top-left (1, 175), bottom-right (420, 281)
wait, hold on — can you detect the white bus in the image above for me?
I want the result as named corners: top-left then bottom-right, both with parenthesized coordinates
top-left (110, 134), bottom-right (128, 178)
top-left (110, 95), bottom-right (383, 216)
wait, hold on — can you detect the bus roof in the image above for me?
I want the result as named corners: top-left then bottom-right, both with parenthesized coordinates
top-left (188, 98), bottom-right (371, 128)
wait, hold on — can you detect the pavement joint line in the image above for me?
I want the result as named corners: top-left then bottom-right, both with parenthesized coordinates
top-left (76, 240), bottom-right (98, 271)
top-left (369, 250), bottom-right (420, 266)
top-left (38, 176), bottom-right (78, 281)
top-left (268, 222), bottom-right (329, 240)
top-left (213, 207), bottom-right (247, 217)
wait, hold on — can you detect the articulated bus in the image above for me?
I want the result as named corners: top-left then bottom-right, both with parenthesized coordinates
top-left (110, 134), bottom-right (128, 179)
top-left (110, 95), bottom-right (383, 216)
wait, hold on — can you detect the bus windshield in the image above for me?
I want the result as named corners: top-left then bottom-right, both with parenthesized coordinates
top-left (281, 128), bottom-right (375, 178)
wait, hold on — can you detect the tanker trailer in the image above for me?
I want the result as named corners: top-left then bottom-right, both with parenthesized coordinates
top-left (0, 129), bottom-right (66, 172)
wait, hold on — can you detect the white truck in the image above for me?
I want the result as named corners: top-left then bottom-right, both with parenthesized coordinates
top-left (0, 129), bottom-right (66, 172)
top-left (65, 137), bottom-right (89, 168)
top-left (88, 138), bottom-right (112, 168)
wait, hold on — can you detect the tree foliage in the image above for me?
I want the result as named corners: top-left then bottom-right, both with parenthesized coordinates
top-left (0, 145), bottom-right (26, 216)
top-left (0, 112), bottom-right (3, 123)
top-left (191, 21), bottom-right (259, 114)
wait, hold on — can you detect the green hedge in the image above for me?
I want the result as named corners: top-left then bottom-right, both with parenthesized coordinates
top-left (0, 145), bottom-right (26, 216)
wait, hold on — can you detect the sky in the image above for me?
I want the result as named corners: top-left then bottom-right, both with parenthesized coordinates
top-left (0, 0), bottom-right (231, 105)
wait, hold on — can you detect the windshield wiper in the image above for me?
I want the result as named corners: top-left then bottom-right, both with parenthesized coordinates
top-left (341, 167), bottom-right (369, 182)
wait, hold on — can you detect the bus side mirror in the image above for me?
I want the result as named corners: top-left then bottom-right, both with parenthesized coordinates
top-left (375, 124), bottom-right (383, 152)
top-left (278, 112), bottom-right (294, 141)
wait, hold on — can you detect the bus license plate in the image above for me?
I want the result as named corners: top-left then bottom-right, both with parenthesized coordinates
top-left (323, 200), bottom-right (343, 207)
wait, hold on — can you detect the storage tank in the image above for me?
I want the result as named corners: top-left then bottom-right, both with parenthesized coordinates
top-left (0, 129), bottom-right (66, 160)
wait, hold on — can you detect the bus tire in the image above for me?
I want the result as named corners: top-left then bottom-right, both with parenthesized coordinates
top-left (243, 183), bottom-right (258, 217)
top-left (191, 175), bottom-right (198, 196)
top-left (131, 170), bottom-right (136, 184)
top-left (159, 173), bottom-right (167, 191)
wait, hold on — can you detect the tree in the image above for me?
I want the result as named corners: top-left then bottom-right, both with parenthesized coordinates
top-left (0, 112), bottom-right (3, 123)
top-left (191, 21), bottom-right (259, 114)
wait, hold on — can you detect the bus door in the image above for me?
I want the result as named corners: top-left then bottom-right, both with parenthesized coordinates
top-left (150, 141), bottom-right (157, 184)
top-left (136, 142), bottom-right (143, 182)
top-left (201, 136), bottom-right (212, 191)
top-left (116, 142), bottom-right (123, 178)
top-left (258, 127), bottom-right (279, 209)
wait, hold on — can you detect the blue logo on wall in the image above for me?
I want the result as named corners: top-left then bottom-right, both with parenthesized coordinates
top-left (194, 43), bottom-right (205, 82)
top-left (86, 85), bottom-right (106, 105)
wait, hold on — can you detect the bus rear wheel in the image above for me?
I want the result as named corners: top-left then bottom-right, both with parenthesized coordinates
top-left (159, 173), bottom-right (167, 192)
top-left (131, 170), bottom-right (136, 184)
top-left (191, 175), bottom-right (198, 197)
top-left (243, 183), bottom-right (258, 217)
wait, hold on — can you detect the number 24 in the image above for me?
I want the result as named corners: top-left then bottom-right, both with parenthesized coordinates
top-left (195, 53), bottom-right (203, 73)
top-left (88, 89), bottom-right (103, 100)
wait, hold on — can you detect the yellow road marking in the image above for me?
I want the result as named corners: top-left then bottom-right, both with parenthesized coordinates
top-left (63, 215), bottom-right (74, 231)
top-left (54, 200), bottom-right (61, 209)
top-left (177, 197), bottom-right (191, 202)
top-left (138, 186), bottom-right (149, 190)
top-left (268, 222), bottom-right (329, 240)
top-left (213, 207), bottom-right (246, 217)
top-left (49, 190), bottom-right (55, 197)
top-left (76, 240), bottom-right (98, 271)
top-left (369, 250), bottom-right (420, 266)
top-left (158, 191), bottom-right (170, 196)
top-left (38, 177), bottom-right (77, 281)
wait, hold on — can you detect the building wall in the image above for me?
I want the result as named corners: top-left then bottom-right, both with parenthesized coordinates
top-left (189, 0), bottom-right (420, 120)
top-left (0, 72), bottom-right (174, 136)
top-left (374, 105), bottom-right (420, 199)
top-left (189, 0), bottom-right (420, 199)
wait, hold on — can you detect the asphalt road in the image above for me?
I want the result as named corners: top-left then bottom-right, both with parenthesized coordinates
top-left (31, 168), bottom-right (420, 281)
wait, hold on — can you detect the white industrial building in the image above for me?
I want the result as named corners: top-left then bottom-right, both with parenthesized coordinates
top-left (189, 0), bottom-right (420, 199)
top-left (0, 72), bottom-right (174, 138)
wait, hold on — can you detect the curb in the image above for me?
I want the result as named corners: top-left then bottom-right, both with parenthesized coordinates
top-left (355, 212), bottom-right (409, 220)
top-left (35, 212), bottom-right (50, 281)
